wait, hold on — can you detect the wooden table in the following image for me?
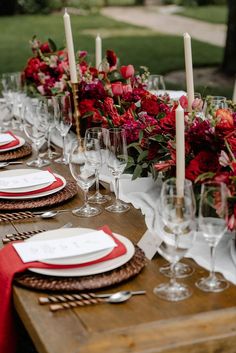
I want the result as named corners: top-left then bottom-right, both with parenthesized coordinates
top-left (1, 141), bottom-right (236, 353)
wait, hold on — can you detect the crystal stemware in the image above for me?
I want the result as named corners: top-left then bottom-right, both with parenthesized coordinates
top-left (147, 74), bottom-right (166, 94)
top-left (69, 138), bottom-right (101, 217)
top-left (85, 127), bottom-right (111, 204)
top-left (54, 94), bottom-right (72, 165)
top-left (154, 178), bottom-right (196, 301)
top-left (196, 181), bottom-right (229, 292)
top-left (23, 98), bottom-right (50, 168)
top-left (105, 128), bottom-right (130, 213)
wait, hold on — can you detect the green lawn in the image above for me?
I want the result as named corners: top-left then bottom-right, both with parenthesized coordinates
top-left (0, 12), bottom-right (230, 97)
top-left (177, 5), bottom-right (227, 24)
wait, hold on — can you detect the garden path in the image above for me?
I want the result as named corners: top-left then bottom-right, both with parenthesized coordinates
top-left (101, 5), bottom-right (226, 47)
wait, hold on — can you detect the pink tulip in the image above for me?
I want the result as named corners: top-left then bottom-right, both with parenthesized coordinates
top-left (120, 65), bottom-right (135, 79)
top-left (111, 82), bottom-right (123, 96)
top-left (123, 84), bottom-right (133, 94)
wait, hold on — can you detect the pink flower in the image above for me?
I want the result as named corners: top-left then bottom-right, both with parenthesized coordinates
top-left (120, 65), bottom-right (135, 79)
top-left (111, 82), bottom-right (123, 96)
top-left (179, 95), bottom-right (188, 110)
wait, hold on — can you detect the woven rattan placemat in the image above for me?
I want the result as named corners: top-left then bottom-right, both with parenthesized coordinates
top-left (0, 143), bottom-right (32, 161)
top-left (0, 180), bottom-right (78, 211)
top-left (15, 247), bottom-right (146, 292)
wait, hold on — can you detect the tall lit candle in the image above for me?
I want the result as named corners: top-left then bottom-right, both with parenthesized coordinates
top-left (175, 103), bottom-right (185, 197)
top-left (184, 33), bottom-right (194, 113)
top-left (63, 8), bottom-right (78, 83)
top-left (95, 34), bottom-right (102, 70)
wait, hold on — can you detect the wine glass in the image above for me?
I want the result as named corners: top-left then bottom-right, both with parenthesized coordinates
top-left (54, 94), bottom-right (72, 165)
top-left (85, 127), bottom-right (111, 204)
top-left (23, 98), bottom-right (50, 168)
top-left (42, 96), bottom-right (59, 160)
top-left (154, 178), bottom-right (196, 301)
top-left (196, 181), bottom-right (229, 292)
top-left (105, 128), bottom-right (130, 213)
top-left (69, 138), bottom-right (101, 217)
top-left (147, 74), bottom-right (166, 94)
top-left (204, 95), bottom-right (228, 117)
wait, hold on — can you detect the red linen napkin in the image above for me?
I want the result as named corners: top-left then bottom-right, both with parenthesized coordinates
top-left (0, 174), bottom-right (64, 197)
top-left (0, 131), bottom-right (20, 150)
top-left (0, 225), bottom-right (127, 353)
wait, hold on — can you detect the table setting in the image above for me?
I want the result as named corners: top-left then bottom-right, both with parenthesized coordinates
top-left (1, 8), bottom-right (236, 353)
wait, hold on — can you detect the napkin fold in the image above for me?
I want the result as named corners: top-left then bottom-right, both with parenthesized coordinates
top-left (0, 131), bottom-right (20, 150)
top-left (0, 173), bottom-right (63, 197)
top-left (0, 225), bottom-right (127, 353)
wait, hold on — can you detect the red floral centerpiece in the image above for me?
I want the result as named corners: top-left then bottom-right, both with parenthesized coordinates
top-left (22, 37), bottom-right (236, 230)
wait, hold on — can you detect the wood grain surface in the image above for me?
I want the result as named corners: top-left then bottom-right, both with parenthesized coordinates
top-left (1, 133), bottom-right (236, 353)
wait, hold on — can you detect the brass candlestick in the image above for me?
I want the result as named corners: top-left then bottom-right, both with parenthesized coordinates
top-left (71, 82), bottom-right (81, 139)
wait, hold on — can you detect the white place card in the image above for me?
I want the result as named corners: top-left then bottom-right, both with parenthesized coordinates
top-left (0, 133), bottom-right (15, 145)
top-left (138, 230), bottom-right (162, 260)
top-left (0, 170), bottom-right (56, 190)
top-left (13, 230), bottom-right (117, 263)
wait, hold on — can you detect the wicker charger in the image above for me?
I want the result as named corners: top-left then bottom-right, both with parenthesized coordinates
top-left (0, 143), bottom-right (32, 161)
top-left (0, 180), bottom-right (78, 211)
top-left (15, 247), bottom-right (146, 292)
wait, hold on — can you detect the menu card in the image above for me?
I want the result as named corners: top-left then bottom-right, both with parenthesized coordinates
top-left (13, 230), bottom-right (117, 263)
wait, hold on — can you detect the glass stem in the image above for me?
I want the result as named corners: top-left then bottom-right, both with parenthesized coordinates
top-left (209, 245), bottom-right (216, 279)
top-left (84, 188), bottom-right (89, 207)
top-left (114, 176), bottom-right (121, 205)
top-left (95, 169), bottom-right (100, 194)
top-left (170, 233), bottom-right (178, 286)
top-left (62, 134), bottom-right (67, 162)
top-left (47, 129), bottom-right (52, 154)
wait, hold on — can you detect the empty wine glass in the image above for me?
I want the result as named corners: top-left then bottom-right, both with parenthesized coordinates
top-left (23, 98), bottom-right (50, 168)
top-left (147, 74), bottom-right (166, 94)
top-left (42, 96), bottom-right (59, 159)
top-left (85, 127), bottom-right (111, 204)
top-left (69, 138), bottom-right (101, 217)
top-left (54, 94), bottom-right (72, 164)
top-left (105, 128), bottom-right (130, 213)
top-left (204, 95), bottom-right (228, 117)
top-left (196, 181), bottom-right (229, 292)
top-left (154, 178), bottom-right (196, 301)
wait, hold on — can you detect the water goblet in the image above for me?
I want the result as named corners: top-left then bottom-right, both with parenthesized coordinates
top-left (85, 127), bottom-right (111, 204)
top-left (147, 74), bottom-right (166, 94)
top-left (153, 178), bottom-right (196, 301)
top-left (23, 98), bottom-right (50, 168)
top-left (69, 138), bottom-right (101, 217)
top-left (105, 128), bottom-right (130, 213)
top-left (196, 181), bottom-right (229, 292)
top-left (54, 94), bottom-right (72, 165)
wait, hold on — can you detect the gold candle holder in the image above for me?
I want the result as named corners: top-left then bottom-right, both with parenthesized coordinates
top-left (71, 82), bottom-right (81, 140)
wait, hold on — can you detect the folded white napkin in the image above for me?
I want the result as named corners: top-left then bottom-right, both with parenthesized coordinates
top-left (0, 133), bottom-right (15, 145)
top-left (150, 90), bottom-right (186, 100)
top-left (0, 170), bottom-right (56, 190)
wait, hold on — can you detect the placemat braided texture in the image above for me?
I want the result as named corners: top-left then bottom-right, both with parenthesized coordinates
top-left (0, 143), bottom-right (32, 161)
top-left (0, 180), bottom-right (78, 210)
top-left (15, 247), bottom-right (146, 292)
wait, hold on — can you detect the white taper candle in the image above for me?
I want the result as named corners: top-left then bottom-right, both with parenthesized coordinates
top-left (95, 34), bottom-right (102, 70)
top-left (184, 33), bottom-right (194, 113)
top-left (175, 103), bottom-right (185, 197)
top-left (63, 8), bottom-right (78, 83)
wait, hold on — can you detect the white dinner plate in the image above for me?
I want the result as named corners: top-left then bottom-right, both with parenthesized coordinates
top-left (0, 135), bottom-right (25, 152)
top-left (29, 228), bottom-right (135, 277)
top-left (0, 169), bottom-right (66, 199)
top-left (0, 169), bottom-right (53, 193)
top-left (27, 228), bottom-right (115, 265)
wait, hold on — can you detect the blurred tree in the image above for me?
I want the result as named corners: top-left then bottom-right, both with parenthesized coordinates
top-left (0, 0), bottom-right (17, 15)
top-left (222, 0), bottom-right (236, 74)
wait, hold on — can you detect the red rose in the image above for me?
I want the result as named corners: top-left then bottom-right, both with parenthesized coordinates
top-left (40, 42), bottom-right (51, 53)
top-left (141, 95), bottom-right (159, 115)
top-left (226, 134), bottom-right (236, 154)
top-left (111, 82), bottom-right (123, 96)
top-left (186, 151), bottom-right (218, 182)
top-left (159, 111), bottom-right (176, 133)
top-left (120, 65), bottom-right (135, 79)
